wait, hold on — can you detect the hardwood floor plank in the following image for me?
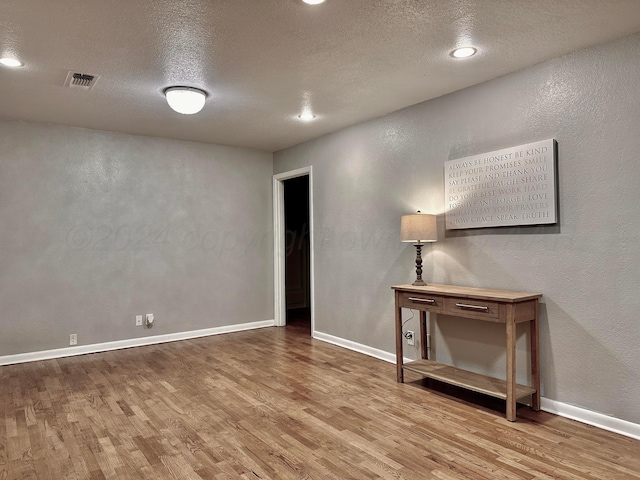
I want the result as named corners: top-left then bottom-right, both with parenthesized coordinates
top-left (1, 324), bottom-right (639, 479)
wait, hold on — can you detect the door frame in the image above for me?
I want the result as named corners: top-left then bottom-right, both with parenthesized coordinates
top-left (273, 166), bottom-right (314, 332)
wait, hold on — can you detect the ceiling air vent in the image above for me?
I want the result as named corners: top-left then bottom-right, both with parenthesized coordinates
top-left (64, 71), bottom-right (100, 90)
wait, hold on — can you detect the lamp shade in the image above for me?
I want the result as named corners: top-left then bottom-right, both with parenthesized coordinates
top-left (401, 213), bottom-right (437, 243)
top-left (165, 86), bottom-right (207, 114)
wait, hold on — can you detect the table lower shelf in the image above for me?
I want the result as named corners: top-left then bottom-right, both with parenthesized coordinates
top-left (403, 359), bottom-right (536, 401)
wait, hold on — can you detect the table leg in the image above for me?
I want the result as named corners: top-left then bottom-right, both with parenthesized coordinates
top-left (420, 311), bottom-right (428, 360)
top-left (531, 299), bottom-right (541, 411)
top-left (395, 292), bottom-right (404, 383)
top-left (506, 304), bottom-right (517, 421)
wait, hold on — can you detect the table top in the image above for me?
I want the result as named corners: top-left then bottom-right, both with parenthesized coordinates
top-left (392, 283), bottom-right (542, 303)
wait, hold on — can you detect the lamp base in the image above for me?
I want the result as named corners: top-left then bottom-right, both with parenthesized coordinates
top-left (412, 279), bottom-right (427, 286)
top-left (412, 243), bottom-right (427, 286)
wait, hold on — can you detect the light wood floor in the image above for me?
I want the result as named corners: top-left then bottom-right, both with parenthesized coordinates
top-left (1, 323), bottom-right (639, 479)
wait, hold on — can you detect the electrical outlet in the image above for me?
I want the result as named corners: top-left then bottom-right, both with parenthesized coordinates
top-left (145, 313), bottom-right (154, 327)
top-left (136, 315), bottom-right (143, 326)
top-left (406, 330), bottom-right (415, 346)
top-left (69, 333), bottom-right (77, 346)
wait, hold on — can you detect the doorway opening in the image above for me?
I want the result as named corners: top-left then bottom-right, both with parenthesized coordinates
top-left (284, 176), bottom-right (310, 332)
top-left (273, 167), bottom-right (314, 334)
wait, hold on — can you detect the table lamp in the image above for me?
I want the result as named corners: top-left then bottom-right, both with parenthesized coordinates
top-left (401, 212), bottom-right (437, 286)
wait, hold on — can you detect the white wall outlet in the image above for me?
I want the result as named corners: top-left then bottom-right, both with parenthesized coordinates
top-left (145, 313), bottom-right (154, 327)
top-left (136, 315), bottom-right (143, 326)
top-left (69, 333), bottom-right (78, 346)
top-left (406, 330), bottom-right (415, 346)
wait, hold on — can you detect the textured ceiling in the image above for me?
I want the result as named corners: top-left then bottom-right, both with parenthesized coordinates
top-left (2, 0), bottom-right (640, 152)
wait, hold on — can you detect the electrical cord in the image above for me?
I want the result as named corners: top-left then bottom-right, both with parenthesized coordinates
top-left (402, 309), bottom-right (415, 339)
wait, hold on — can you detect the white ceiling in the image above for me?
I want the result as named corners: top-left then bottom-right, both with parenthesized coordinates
top-left (2, 0), bottom-right (640, 152)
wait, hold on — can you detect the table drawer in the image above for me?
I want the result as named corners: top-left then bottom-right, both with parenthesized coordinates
top-left (398, 292), bottom-right (444, 312)
top-left (444, 297), bottom-right (501, 322)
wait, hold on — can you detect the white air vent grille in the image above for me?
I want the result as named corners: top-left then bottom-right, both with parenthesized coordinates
top-left (64, 71), bottom-right (100, 90)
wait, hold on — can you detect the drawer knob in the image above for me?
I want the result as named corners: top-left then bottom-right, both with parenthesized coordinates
top-left (408, 297), bottom-right (436, 304)
top-left (455, 303), bottom-right (489, 312)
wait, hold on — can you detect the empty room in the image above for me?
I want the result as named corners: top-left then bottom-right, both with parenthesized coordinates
top-left (1, 1), bottom-right (640, 479)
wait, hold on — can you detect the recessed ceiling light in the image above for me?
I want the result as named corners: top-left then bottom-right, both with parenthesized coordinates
top-left (450, 47), bottom-right (477, 59)
top-left (302, 0), bottom-right (326, 5)
top-left (164, 86), bottom-right (207, 115)
top-left (0, 57), bottom-right (24, 68)
top-left (298, 113), bottom-right (317, 121)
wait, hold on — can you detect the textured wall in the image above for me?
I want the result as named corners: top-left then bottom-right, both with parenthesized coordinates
top-left (274, 33), bottom-right (640, 424)
top-left (0, 121), bottom-right (273, 356)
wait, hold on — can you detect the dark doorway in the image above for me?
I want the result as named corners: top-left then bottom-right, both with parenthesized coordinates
top-left (284, 175), bottom-right (311, 332)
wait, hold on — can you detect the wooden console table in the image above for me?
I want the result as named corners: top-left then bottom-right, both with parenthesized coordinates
top-left (393, 284), bottom-right (541, 421)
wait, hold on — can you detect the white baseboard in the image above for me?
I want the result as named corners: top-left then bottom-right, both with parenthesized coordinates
top-left (0, 320), bottom-right (275, 366)
top-left (541, 398), bottom-right (640, 441)
top-left (313, 331), bottom-right (403, 363)
top-left (313, 330), bottom-right (640, 441)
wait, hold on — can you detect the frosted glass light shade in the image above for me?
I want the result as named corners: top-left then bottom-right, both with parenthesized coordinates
top-left (0, 57), bottom-right (24, 67)
top-left (401, 213), bottom-right (437, 243)
top-left (165, 87), bottom-right (207, 114)
top-left (451, 47), bottom-right (477, 58)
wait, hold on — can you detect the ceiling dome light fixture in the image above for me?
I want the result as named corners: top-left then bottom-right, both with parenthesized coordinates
top-left (450, 47), bottom-right (477, 58)
top-left (0, 57), bottom-right (24, 67)
top-left (298, 113), bottom-right (317, 121)
top-left (302, 0), bottom-right (326, 4)
top-left (164, 86), bottom-right (207, 115)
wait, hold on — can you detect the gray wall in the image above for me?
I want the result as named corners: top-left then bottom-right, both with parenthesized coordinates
top-left (274, 33), bottom-right (640, 424)
top-left (0, 121), bottom-right (273, 356)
